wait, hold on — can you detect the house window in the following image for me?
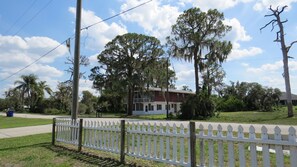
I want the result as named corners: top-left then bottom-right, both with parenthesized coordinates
top-left (157, 104), bottom-right (162, 110)
top-left (148, 103), bottom-right (154, 111)
top-left (165, 104), bottom-right (170, 110)
top-left (134, 103), bottom-right (143, 111)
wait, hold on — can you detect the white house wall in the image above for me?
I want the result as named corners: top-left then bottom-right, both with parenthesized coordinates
top-left (132, 102), bottom-right (181, 115)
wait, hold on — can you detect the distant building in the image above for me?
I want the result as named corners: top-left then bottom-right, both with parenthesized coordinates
top-left (279, 92), bottom-right (297, 105)
top-left (132, 87), bottom-right (194, 115)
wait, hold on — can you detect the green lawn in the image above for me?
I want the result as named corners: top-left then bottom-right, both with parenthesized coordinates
top-left (131, 107), bottom-right (297, 125)
top-left (0, 133), bottom-right (168, 167)
top-left (0, 116), bottom-right (52, 129)
top-left (206, 108), bottom-right (297, 125)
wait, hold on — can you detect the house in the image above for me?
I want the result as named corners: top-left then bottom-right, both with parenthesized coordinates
top-left (279, 92), bottom-right (297, 105)
top-left (132, 87), bottom-right (194, 115)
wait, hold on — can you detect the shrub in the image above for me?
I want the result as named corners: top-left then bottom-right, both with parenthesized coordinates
top-left (78, 103), bottom-right (88, 114)
top-left (179, 92), bottom-right (215, 120)
top-left (217, 96), bottom-right (244, 112)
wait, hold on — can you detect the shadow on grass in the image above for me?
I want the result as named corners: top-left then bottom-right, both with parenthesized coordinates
top-left (46, 145), bottom-right (140, 167)
top-left (0, 142), bottom-right (49, 152)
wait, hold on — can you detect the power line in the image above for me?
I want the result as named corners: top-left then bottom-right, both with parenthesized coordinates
top-left (4, 0), bottom-right (38, 34)
top-left (0, 0), bottom-right (152, 82)
top-left (13, 0), bottom-right (54, 36)
top-left (81, 0), bottom-right (152, 30)
top-left (0, 38), bottom-right (73, 82)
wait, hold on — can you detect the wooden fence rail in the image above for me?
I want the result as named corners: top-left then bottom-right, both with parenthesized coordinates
top-left (53, 118), bottom-right (297, 167)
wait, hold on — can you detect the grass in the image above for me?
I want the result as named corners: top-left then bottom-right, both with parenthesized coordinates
top-left (128, 107), bottom-right (297, 126)
top-left (0, 116), bottom-right (52, 129)
top-left (207, 107), bottom-right (297, 126)
top-left (0, 133), bottom-right (170, 167)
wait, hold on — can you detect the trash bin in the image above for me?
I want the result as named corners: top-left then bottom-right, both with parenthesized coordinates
top-left (6, 108), bottom-right (14, 117)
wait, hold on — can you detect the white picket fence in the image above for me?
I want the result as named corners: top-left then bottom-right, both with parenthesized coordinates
top-left (83, 121), bottom-right (121, 154)
top-left (126, 122), bottom-right (191, 166)
top-left (55, 118), bottom-right (80, 145)
top-left (53, 118), bottom-right (297, 167)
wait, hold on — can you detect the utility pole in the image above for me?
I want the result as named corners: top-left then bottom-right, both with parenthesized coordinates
top-left (71, 0), bottom-right (82, 120)
top-left (166, 57), bottom-right (169, 119)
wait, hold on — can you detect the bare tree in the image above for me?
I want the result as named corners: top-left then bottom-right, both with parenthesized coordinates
top-left (260, 5), bottom-right (296, 117)
top-left (65, 55), bottom-right (90, 82)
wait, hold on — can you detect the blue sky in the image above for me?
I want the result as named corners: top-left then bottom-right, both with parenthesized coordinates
top-left (1, 0), bottom-right (297, 97)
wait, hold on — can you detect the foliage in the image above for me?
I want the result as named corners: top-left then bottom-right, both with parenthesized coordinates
top-left (53, 81), bottom-right (72, 114)
top-left (218, 81), bottom-right (281, 112)
top-left (97, 91), bottom-right (125, 113)
top-left (167, 7), bottom-right (232, 94)
top-left (80, 90), bottom-right (97, 114)
top-left (12, 74), bottom-right (53, 113)
top-left (78, 103), bottom-right (88, 114)
top-left (4, 89), bottom-right (24, 112)
top-left (217, 95), bottom-right (245, 112)
top-left (179, 92), bottom-right (215, 120)
top-left (90, 33), bottom-right (166, 115)
top-left (181, 85), bottom-right (192, 92)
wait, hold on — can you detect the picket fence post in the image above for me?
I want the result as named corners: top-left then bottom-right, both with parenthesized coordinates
top-left (189, 121), bottom-right (196, 167)
top-left (52, 118), bottom-right (56, 145)
top-left (120, 120), bottom-right (125, 164)
top-left (78, 119), bottom-right (83, 152)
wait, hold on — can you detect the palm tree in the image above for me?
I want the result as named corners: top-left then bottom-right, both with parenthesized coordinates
top-left (37, 81), bottom-right (53, 98)
top-left (14, 74), bottom-right (38, 110)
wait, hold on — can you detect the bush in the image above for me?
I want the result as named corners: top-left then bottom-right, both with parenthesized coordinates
top-left (78, 103), bottom-right (88, 114)
top-left (179, 92), bottom-right (215, 120)
top-left (217, 96), bottom-right (245, 112)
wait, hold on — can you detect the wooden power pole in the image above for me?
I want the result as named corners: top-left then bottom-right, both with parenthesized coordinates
top-left (71, 0), bottom-right (82, 120)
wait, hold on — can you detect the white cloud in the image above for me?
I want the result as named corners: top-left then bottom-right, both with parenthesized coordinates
top-left (228, 47), bottom-right (263, 61)
top-left (69, 7), bottom-right (127, 51)
top-left (120, 0), bottom-right (180, 42)
top-left (79, 79), bottom-right (100, 97)
top-left (173, 61), bottom-right (196, 91)
top-left (0, 35), bottom-right (68, 97)
top-left (253, 0), bottom-right (297, 11)
top-left (0, 35), bottom-right (68, 65)
top-left (223, 18), bottom-right (263, 61)
top-left (88, 53), bottom-right (99, 67)
top-left (247, 60), bottom-right (297, 73)
top-left (241, 63), bottom-right (249, 67)
top-left (179, 0), bottom-right (253, 11)
top-left (239, 60), bottom-right (297, 93)
top-left (224, 18), bottom-right (252, 44)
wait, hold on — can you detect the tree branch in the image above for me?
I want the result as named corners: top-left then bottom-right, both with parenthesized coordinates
top-left (274, 31), bottom-right (281, 42)
top-left (281, 19), bottom-right (288, 24)
top-left (264, 13), bottom-right (274, 17)
top-left (260, 19), bottom-right (277, 31)
top-left (279, 5), bottom-right (288, 14)
top-left (287, 40), bottom-right (297, 52)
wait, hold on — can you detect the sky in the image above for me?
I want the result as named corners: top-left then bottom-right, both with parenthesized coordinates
top-left (1, 0), bottom-right (297, 98)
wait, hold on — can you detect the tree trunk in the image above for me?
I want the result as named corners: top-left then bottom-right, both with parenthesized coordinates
top-left (194, 48), bottom-right (199, 95)
top-left (277, 14), bottom-right (294, 117)
top-left (127, 86), bottom-right (134, 116)
top-left (282, 52), bottom-right (293, 117)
